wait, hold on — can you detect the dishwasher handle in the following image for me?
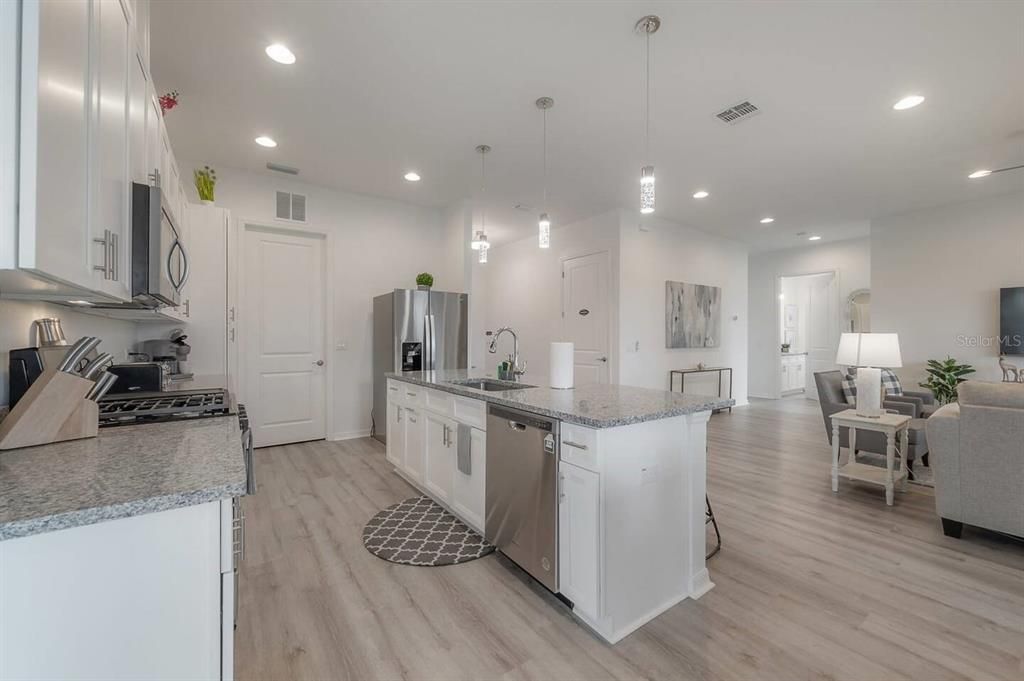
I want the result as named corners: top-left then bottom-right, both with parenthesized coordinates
top-left (507, 420), bottom-right (528, 432)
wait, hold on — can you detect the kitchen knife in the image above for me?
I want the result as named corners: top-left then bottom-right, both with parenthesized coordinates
top-left (58, 336), bottom-right (101, 374)
top-left (86, 371), bottom-right (118, 401)
top-left (81, 352), bottom-right (113, 380)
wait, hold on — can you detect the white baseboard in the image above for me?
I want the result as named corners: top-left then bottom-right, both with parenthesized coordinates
top-left (329, 429), bottom-right (372, 441)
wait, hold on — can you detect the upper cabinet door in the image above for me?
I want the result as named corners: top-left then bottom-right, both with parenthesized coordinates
top-left (128, 50), bottom-right (148, 185)
top-left (92, 0), bottom-right (132, 300)
top-left (17, 0), bottom-right (93, 287)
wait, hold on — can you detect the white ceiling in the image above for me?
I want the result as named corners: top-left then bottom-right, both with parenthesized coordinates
top-left (151, 1), bottom-right (1024, 250)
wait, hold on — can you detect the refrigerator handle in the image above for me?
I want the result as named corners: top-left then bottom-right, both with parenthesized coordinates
top-left (423, 314), bottom-right (432, 371)
top-left (430, 314), bottom-right (437, 370)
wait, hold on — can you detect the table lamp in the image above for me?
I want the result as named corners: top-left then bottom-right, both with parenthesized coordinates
top-left (835, 333), bottom-right (902, 418)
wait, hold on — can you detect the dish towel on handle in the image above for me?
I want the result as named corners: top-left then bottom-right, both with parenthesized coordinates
top-left (457, 423), bottom-right (472, 475)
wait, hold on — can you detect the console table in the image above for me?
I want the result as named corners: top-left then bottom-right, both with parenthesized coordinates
top-left (670, 367), bottom-right (733, 413)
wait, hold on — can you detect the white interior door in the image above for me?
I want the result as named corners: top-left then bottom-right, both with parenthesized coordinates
top-left (805, 272), bottom-right (839, 398)
top-left (241, 225), bottom-right (326, 447)
top-left (562, 252), bottom-right (610, 385)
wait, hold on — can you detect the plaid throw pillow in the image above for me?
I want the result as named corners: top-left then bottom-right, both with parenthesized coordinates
top-left (841, 374), bottom-right (857, 404)
top-left (881, 368), bottom-right (903, 396)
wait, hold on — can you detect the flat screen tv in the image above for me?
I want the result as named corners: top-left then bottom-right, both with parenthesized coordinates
top-left (1000, 287), bottom-right (1024, 355)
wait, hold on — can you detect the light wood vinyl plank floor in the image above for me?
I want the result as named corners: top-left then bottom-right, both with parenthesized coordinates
top-left (236, 398), bottom-right (1024, 681)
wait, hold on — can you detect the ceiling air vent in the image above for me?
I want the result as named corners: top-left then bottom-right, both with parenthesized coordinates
top-left (715, 100), bottom-right (760, 125)
top-left (275, 191), bottom-right (307, 222)
top-left (266, 162), bottom-right (299, 175)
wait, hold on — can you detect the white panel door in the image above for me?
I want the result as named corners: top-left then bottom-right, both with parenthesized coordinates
top-left (558, 461), bottom-right (600, 620)
top-left (806, 273), bottom-right (839, 398)
top-left (562, 252), bottom-right (611, 386)
top-left (242, 226), bottom-right (326, 447)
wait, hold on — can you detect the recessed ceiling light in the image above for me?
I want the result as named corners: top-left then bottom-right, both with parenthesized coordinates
top-left (968, 169), bottom-right (992, 179)
top-left (404, 171), bottom-right (421, 182)
top-left (893, 94), bottom-right (925, 110)
top-left (808, 235), bottom-right (822, 241)
top-left (692, 190), bottom-right (709, 199)
top-left (760, 217), bottom-right (775, 224)
top-left (254, 136), bottom-right (277, 148)
top-left (265, 43), bottom-right (296, 65)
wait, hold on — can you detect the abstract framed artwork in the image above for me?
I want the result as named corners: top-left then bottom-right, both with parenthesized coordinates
top-left (666, 281), bottom-right (722, 348)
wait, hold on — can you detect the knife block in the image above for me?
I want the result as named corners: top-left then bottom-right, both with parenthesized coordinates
top-left (0, 369), bottom-right (99, 450)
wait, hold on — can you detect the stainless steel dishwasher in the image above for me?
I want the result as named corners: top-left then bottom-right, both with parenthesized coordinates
top-left (485, 404), bottom-right (559, 592)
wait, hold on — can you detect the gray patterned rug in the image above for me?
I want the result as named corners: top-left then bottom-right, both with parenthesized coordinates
top-left (362, 496), bottom-right (495, 566)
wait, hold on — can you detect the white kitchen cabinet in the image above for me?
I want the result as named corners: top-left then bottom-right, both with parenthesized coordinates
top-left (424, 411), bottom-right (455, 503)
top-left (558, 460), bottom-right (601, 621)
top-left (2, 0), bottom-right (160, 303)
top-left (404, 406), bottom-right (425, 483)
top-left (385, 399), bottom-right (405, 468)
top-left (90, 0), bottom-right (133, 301)
top-left (451, 426), bottom-right (486, 532)
top-left (145, 87), bottom-right (162, 185)
top-left (0, 501), bottom-right (229, 680)
top-left (1, 0), bottom-right (18, 267)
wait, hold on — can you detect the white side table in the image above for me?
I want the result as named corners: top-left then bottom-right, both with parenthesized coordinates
top-left (830, 409), bottom-right (911, 505)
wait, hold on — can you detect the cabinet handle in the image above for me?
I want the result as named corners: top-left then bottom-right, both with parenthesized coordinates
top-left (229, 306), bottom-right (236, 322)
top-left (442, 424), bottom-right (447, 446)
top-left (397, 405), bottom-right (402, 422)
top-left (184, 299), bottom-right (190, 317)
top-left (563, 440), bottom-right (589, 451)
top-left (229, 328), bottom-right (235, 342)
top-left (109, 231), bottom-right (117, 281)
top-left (558, 472), bottom-right (565, 501)
top-left (93, 230), bottom-right (109, 279)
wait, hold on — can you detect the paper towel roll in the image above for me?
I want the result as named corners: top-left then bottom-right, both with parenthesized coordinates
top-left (550, 342), bottom-right (574, 389)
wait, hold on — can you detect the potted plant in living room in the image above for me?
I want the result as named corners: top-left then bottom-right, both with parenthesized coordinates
top-left (194, 166), bottom-right (217, 205)
top-left (919, 356), bottom-right (975, 404)
top-left (415, 272), bottom-right (434, 291)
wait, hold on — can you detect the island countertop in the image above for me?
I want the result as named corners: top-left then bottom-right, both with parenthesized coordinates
top-left (387, 370), bottom-right (734, 428)
top-left (0, 412), bottom-right (246, 541)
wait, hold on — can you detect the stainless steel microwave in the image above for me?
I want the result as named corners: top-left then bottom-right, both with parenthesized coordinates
top-left (130, 182), bottom-right (189, 307)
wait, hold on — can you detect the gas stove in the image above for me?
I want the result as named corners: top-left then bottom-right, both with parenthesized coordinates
top-left (98, 388), bottom-right (232, 427)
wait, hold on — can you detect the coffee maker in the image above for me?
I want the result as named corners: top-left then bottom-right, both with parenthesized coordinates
top-left (138, 329), bottom-right (192, 379)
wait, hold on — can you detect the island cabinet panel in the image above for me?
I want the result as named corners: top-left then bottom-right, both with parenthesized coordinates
top-left (451, 426), bottom-right (486, 532)
top-left (423, 410), bottom-right (455, 502)
top-left (0, 501), bottom-right (224, 680)
top-left (558, 460), bottom-right (601, 621)
top-left (404, 406), bottom-right (425, 483)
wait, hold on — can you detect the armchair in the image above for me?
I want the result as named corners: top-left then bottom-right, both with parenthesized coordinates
top-left (926, 381), bottom-right (1024, 539)
top-left (814, 370), bottom-right (931, 469)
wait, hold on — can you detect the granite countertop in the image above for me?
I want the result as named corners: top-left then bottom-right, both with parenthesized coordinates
top-left (387, 370), bottom-right (733, 428)
top-left (0, 414), bottom-right (246, 541)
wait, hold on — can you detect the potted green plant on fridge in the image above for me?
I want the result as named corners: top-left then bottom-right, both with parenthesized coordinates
top-left (416, 273), bottom-right (434, 291)
top-left (194, 165), bottom-right (217, 205)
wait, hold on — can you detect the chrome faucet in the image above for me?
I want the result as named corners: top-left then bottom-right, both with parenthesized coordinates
top-left (488, 327), bottom-right (526, 381)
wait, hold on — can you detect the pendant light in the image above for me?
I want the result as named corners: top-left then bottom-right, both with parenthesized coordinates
top-left (636, 15), bottom-right (660, 215)
top-left (470, 144), bottom-right (491, 262)
top-left (536, 97), bottom-right (554, 248)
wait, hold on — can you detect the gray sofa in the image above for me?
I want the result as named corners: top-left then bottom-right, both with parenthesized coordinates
top-left (926, 381), bottom-right (1024, 539)
top-left (814, 370), bottom-right (934, 470)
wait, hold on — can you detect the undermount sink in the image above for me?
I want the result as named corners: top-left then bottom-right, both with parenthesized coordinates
top-left (447, 378), bottom-right (536, 392)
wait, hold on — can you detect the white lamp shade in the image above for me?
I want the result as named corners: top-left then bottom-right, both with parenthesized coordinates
top-left (835, 333), bottom-right (903, 368)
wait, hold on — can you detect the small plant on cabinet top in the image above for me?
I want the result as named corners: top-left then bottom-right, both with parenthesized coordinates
top-left (416, 273), bottom-right (434, 289)
top-left (194, 166), bottom-right (217, 202)
top-left (159, 90), bottom-right (179, 114)
top-left (919, 356), bottom-right (975, 405)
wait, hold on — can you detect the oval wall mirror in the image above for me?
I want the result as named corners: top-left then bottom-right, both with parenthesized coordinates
top-left (847, 289), bottom-right (871, 332)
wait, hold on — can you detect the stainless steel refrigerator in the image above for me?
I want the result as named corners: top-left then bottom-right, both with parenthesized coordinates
top-left (372, 289), bottom-right (468, 443)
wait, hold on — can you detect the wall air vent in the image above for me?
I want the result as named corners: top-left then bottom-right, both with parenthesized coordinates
top-left (715, 100), bottom-right (760, 125)
top-left (275, 191), bottom-right (307, 222)
top-left (266, 162), bottom-right (299, 175)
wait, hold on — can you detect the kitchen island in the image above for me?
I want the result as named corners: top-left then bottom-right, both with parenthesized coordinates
top-left (0, 406), bottom-right (246, 680)
top-left (385, 370), bottom-right (732, 644)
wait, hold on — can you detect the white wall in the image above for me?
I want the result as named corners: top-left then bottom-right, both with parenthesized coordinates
top-left (748, 238), bottom-right (870, 398)
top-left (873, 191), bottom-right (1024, 385)
top-left (181, 162), bottom-right (460, 440)
top-left (618, 212), bottom-right (749, 404)
top-left (0, 300), bottom-right (138, 406)
top-left (478, 210), bottom-right (620, 383)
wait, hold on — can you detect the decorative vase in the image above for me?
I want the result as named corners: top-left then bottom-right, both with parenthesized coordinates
top-left (201, 199), bottom-right (214, 206)
top-left (417, 285), bottom-right (430, 291)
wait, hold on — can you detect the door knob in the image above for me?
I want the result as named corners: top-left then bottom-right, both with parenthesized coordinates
top-left (314, 360), bottom-right (324, 366)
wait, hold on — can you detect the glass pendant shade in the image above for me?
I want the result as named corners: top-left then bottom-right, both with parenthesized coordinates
top-left (538, 213), bottom-right (551, 249)
top-left (478, 244), bottom-right (489, 263)
top-left (470, 230), bottom-right (488, 250)
top-left (640, 165), bottom-right (655, 214)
